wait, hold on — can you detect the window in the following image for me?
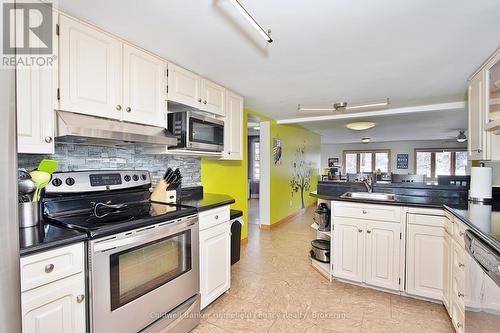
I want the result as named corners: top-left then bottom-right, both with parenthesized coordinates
top-left (253, 142), bottom-right (260, 181)
top-left (343, 150), bottom-right (391, 174)
top-left (415, 149), bottom-right (467, 180)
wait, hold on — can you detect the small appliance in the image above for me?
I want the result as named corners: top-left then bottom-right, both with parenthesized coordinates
top-left (310, 239), bottom-right (330, 263)
top-left (314, 203), bottom-right (330, 231)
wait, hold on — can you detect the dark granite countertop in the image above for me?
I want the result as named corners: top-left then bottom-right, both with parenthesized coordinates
top-left (180, 193), bottom-right (235, 212)
top-left (19, 221), bottom-right (88, 257)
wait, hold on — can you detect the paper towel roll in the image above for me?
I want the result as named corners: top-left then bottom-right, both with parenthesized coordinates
top-left (470, 167), bottom-right (492, 201)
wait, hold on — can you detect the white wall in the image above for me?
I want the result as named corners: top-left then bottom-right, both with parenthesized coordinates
top-left (484, 162), bottom-right (500, 185)
top-left (321, 140), bottom-right (468, 174)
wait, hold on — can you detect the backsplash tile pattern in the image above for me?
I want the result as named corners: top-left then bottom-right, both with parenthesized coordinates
top-left (18, 144), bottom-right (201, 187)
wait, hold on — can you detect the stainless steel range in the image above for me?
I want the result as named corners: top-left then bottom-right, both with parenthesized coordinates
top-left (43, 170), bottom-right (200, 333)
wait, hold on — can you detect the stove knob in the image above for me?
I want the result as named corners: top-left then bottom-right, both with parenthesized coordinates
top-left (132, 175), bottom-right (139, 181)
top-left (141, 174), bottom-right (147, 181)
top-left (65, 177), bottom-right (75, 186)
top-left (124, 175), bottom-right (131, 182)
top-left (52, 178), bottom-right (62, 187)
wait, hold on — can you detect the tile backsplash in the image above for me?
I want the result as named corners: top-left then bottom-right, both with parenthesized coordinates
top-left (18, 143), bottom-right (201, 187)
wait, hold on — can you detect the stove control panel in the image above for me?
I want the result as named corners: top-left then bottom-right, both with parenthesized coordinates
top-left (45, 170), bottom-right (151, 194)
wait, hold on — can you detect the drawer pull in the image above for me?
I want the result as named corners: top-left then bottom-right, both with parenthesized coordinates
top-left (362, 210), bottom-right (367, 214)
top-left (459, 231), bottom-right (465, 236)
top-left (366, 230), bottom-right (372, 234)
top-left (458, 292), bottom-right (464, 298)
top-left (215, 215), bottom-right (219, 220)
top-left (458, 262), bottom-right (465, 268)
top-left (76, 294), bottom-right (85, 303)
top-left (44, 264), bottom-right (54, 273)
top-left (358, 229), bottom-right (363, 233)
top-left (457, 322), bottom-right (463, 328)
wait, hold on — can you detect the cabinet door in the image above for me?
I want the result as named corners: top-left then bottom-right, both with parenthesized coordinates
top-left (364, 220), bottom-right (400, 291)
top-left (201, 79), bottom-right (225, 116)
top-left (199, 222), bottom-right (231, 309)
top-left (223, 90), bottom-right (244, 160)
top-left (443, 233), bottom-right (452, 314)
top-left (167, 63), bottom-right (201, 108)
top-left (16, 11), bottom-right (57, 154)
top-left (123, 44), bottom-right (166, 127)
top-left (332, 217), bottom-right (364, 283)
top-left (406, 223), bottom-right (445, 300)
top-left (59, 15), bottom-right (122, 120)
top-left (468, 72), bottom-right (488, 160)
top-left (22, 274), bottom-right (85, 333)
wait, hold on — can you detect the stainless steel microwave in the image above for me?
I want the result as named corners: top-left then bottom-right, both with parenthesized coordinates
top-left (167, 112), bottom-right (224, 152)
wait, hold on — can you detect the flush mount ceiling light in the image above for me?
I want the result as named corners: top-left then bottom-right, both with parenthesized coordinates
top-left (345, 121), bottom-right (376, 131)
top-left (297, 98), bottom-right (389, 112)
top-left (229, 0), bottom-right (273, 43)
top-left (361, 137), bottom-right (371, 143)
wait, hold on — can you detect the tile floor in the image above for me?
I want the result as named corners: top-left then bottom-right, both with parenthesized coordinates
top-left (194, 208), bottom-right (454, 333)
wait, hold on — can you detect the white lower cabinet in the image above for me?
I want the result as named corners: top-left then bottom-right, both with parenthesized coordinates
top-left (443, 232), bottom-right (452, 313)
top-left (20, 243), bottom-right (86, 333)
top-left (199, 206), bottom-right (231, 309)
top-left (405, 213), bottom-right (446, 301)
top-left (332, 212), bottom-right (401, 291)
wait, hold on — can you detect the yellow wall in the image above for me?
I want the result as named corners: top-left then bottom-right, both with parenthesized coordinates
top-left (201, 108), bottom-right (320, 239)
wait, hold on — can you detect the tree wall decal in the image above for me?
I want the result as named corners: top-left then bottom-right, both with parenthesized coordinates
top-left (290, 143), bottom-right (313, 209)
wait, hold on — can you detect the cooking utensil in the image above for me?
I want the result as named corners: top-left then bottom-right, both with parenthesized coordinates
top-left (37, 159), bottom-right (59, 174)
top-left (29, 170), bottom-right (51, 202)
top-left (18, 179), bottom-right (37, 195)
top-left (18, 168), bottom-right (31, 180)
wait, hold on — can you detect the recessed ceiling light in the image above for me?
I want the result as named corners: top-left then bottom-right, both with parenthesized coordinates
top-left (361, 137), bottom-right (371, 143)
top-left (346, 122), bottom-right (376, 131)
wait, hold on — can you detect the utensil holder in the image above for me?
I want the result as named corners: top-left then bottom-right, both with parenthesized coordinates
top-left (19, 202), bottom-right (40, 228)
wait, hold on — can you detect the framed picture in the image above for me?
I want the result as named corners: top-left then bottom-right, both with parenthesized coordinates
top-left (273, 138), bottom-right (282, 165)
top-left (397, 154), bottom-right (409, 169)
top-left (328, 157), bottom-right (340, 167)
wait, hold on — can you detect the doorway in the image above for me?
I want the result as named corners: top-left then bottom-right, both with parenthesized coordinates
top-left (247, 114), bottom-right (261, 226)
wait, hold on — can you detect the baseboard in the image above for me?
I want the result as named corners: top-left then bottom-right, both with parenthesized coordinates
top-left (260, 202), bottom-right (316, 230)
top-left (240, 237), bottom-right (248, 245)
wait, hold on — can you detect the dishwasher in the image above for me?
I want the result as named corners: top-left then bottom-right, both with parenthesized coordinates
top-left (464, 230), bottom-right (500, 332)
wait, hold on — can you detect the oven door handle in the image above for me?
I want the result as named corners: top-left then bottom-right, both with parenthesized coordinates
top-left (93, 217), bottom-right (197, 253)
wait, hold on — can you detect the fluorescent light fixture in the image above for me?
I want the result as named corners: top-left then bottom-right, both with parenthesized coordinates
top-left (229, 0), bottom-right (273, 43)
top-left (298, 98), bottom-right (389, 112)
top-left (346, 121), bottom-right (376, 131)
top-left (361, 137), bottom-right (371, 143)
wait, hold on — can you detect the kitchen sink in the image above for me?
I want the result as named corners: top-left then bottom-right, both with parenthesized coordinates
top-left (340, 192), bottom-right (396, 201)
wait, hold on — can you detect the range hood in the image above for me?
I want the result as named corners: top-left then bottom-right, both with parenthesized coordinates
top-left (55, 111), bottom-right (177, 147)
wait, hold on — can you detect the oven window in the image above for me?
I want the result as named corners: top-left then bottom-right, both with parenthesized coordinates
top-left (109, 230), bottom-right (191, 310)
top-left (189, 118), bottom-right (224, 145)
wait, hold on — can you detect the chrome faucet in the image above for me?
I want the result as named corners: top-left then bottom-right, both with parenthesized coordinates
top-left (360, 175), bottom-right (374, 193)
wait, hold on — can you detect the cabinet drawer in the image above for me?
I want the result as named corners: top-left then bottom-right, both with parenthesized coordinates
top-left (452, 241), bottom-right (466, 276)
top-left (20, 243), bottom-right (84, 292)
top-left (453, 220), bottom-right (468, 248)
top-left (332, 201), bottom-right (402, 222)
top-left (198, 205), bottom-right (230, 231)
top-left (406, 213), bottom-right (445, 228)
top-left (451, 298), bottom-right (465, 333)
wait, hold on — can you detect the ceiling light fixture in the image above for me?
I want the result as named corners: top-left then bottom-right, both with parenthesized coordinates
top-left (456, 130), bottom-right (467, 143)
top-left (345, 121), bottom-right (376, 131)
top-left (229, 0), bottom-right (273, 43)
top-left (361, 137), bottom-right (371, 143)
top-left (297, 98), bottom-right (389, 112)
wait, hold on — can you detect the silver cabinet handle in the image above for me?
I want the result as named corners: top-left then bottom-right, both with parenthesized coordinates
top-left (358, 229), bottom-right (363, 233)
top-left (458, 292), bottom-right (464, 298)
top-left (44, 264), bottom-right (54, 273)
top-left (44, 136), bottom-right (53, 143)
top-left (459, 231), bottom-right (464, 236)
top-left (116, 105), bottom-right (122, 111)
top-left (457, 322), bottom-right (463, 328)
top-left (458, 262), bottom-right (465, 268)
top-left (214, 215), bottom-right (219, 220)
top-left (366, 230), bottom-right (372, 234)
top-left (203, 100), bottom-right (207, 104)
top-left (76, 294), bottom-right (85, 303)
top-left (477, 149), bottom-right (482, 153)
top-left (126, 107), bottom-right (131, 113)
top-left (362, 210), bottom-right (367, 214)
top-left (197, 98), bottom-right (202, 102)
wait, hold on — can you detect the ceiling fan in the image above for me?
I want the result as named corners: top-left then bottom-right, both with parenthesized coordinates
top-left (445, 130), bottom-right (467, 143)
top-left (297, 98), bottom-right (390, 113)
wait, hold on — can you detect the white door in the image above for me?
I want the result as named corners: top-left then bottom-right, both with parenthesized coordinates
top-left (166, 63), bottom-right (201, 108)
top-left (443, 233), bottom-right (452, 314)
top-left (468, 73), bottom-right (487, 160)
top-left (122, 44), bottom-right (165, 127)
top-left (22, 274), bottom-right (86, 333)
top-left (223, 90), bottom-right (244, 160)
top-left (16, 12), bottom-right (57, 154)
top-left (333, 217), bottom-right (364, 283)
top-left (406, 223), bottom-right (445, 300)
top-left (364, 220), bottom-right (400, 291)
top-left (59, 15), bottom-right (122, 120)
top-left (201, 79), bottom-right (225, 116)
top-left (199, 222), bottom-right (231, 309)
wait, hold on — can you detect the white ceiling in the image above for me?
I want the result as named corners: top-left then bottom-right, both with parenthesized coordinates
top-left (302, 108), bottom-right (468, 144)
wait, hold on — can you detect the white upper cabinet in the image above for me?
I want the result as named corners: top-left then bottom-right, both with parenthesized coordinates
top-left (16, 12), bottom-right (57, 154)
top-left (122, 44), bottom-right (165, 127)
top-left (167, 63), bottom-right (201, 108)
top-left (59, 14), bottom-right (122, 120)
top-left (201, 79), bottom-right (225, 116)
top-left (223, 90), bottom-right (244, 160)
top-left (468, 72), bottom-right (487, 160)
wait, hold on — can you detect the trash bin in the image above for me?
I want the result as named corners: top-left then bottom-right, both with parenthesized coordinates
top-left (230, 209), bottom-right (243, 265)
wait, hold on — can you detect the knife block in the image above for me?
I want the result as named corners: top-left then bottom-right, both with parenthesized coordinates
top-left (151, 179), bottom-right (177, 204)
